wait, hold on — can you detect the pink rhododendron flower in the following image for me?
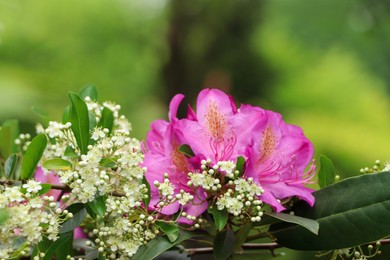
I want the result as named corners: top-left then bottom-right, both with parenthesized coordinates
top-left (144, 95), bottom-right (208, 223)
top-left (243, 109), bottom-right (316, 212)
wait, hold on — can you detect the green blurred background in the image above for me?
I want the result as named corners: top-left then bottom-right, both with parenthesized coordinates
top-left (0, 0), bottom-right (389, 257)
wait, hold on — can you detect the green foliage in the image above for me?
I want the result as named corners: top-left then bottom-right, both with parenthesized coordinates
top-left (0, 120), bottom-right (19, 159)
top-left (86, 195), bottom-right (107, 218)
top-left (43, 158), bottom-right (72, 171)
top-left (32, 231), bottom-right (74, 260)
top-left (178, 144), bottom-right (195, 158)
top-left (214, 228), bottom-right (235, 260)
top-left (208, 204), bottom-right (228, 231)
top-left (266, 212), bottom-right (319, 235)
top-left (4, 153), bottom-right (18, 179)
top-left (98, 107), bottom-right (114, 134)
top-left (142, 175), bottom-right (151, 208)
top-left (60, 203), bottom-right (87, 234)
top-left (0, 208), bottom-right (9, 224)
top-left (270, 172), bottom-right (390, 250)
top-left (68, 92), bottom-right (90, 155)
top-left (235, 156), bottom-right (246, 177)
top-left (79, 84), bottom-right (98, 101)
top-left (318, 155), bottom-right (335, 188)
top-left (156, 221), bottom-right (179, 243)
top-left (20, 133), bottom-right (47, 180)
top-left (132, 230), bottom-right (206, 260)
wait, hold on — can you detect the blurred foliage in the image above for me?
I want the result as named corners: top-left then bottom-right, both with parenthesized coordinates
top-left (0, 0), bottom-right (389, 186)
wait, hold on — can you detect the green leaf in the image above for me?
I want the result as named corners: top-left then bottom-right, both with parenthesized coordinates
top-left (270, 172), bottom-right (390, 250)
top-left (318, 155), bottom-right (335, 188)
top-left (32, 231), bottom-right (73, 260)
top-left (43, 158), bottom-right (72, 171)
top-left (235, 156), bottom-right (245, 177)
top-left (0, 208), bottom-right (9, 224)
top-left (55, 231), bottom-right (74, 260)
top-left (98, 107), bottom-right (114, 133)
top-left (64, 146), bottom-right (78, 158)
top-left (87, 195), bottom-right (107, 217)
top-left (266, 212), bottom-right (318, 235)
top-left (208, 205), bottom-right (228, 231)
top-left (38, 184), bottom-right (52, 196)
top-left (31, 106), bottom-right (50, 127)
top-left (233, 223), bottom-right (252, 252)
top-left (99, 158), bottom-right (117, 168)
top-left (142, 175), bottom-right (151, 208)
top-left (132, 230), bottom-right (205, 260)
top-left (69, 92), bottom-right (90, 155)
top-left (60, 203), bottom-right (87, 234)
top-left (79, 84), bottom-right (98, 101)
top-left (20, 133), bottom-right (47, 180)
top-left (178, 144), bottom-right (195, 158)
top-left (156, 221), bottom-right (179, 242)
top-left (214, 228), bottom-right (235, 260)
top-left (0, 120), bottom-right (19, 158)
top-left (4, 153), bottom-right (18, 179)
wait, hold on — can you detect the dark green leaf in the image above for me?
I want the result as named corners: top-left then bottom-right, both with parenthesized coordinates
top-left (20, 133), bottom-right (47, 180)
top-left (266, 212), bottom-right (318, 235)
top-left (214, 228), bottom-right (235, 260)
top-left (55, 231), bottom-right (74, 260)
top-left (38, 184), bottom-right (52, 196)
top-left (208, 205), bottom-right (228, 231)
top-left (132, 230), bottom-right (206, 260)
top-left (0, 120), bottom-right (19, 158)
top-left (31, 106), bottom-right (50, 127)
top-left (318, 155), bottom-right (335, 188)
top-left (88, 110), bottom-right (97, 132)
top-left (0, 208), bottom-right (9, 224)
top-left (142, 175), bottom-right (151, 208)
top-left (98, 107), bottom-right (114, 134)
top-left (4, 153), bottom-right (18, 179)
top-left (69, 92), bottom-right (90, 155)
top-left (178, 144), bottom-right (195, 158)
top-left (43, 158), bottom-right (72, 171)
top-left (79, 84), bottom-right (98, 101)
top-left (233, 223), bottom-right (252, 252)
top-left (235, 156), bottom-right (245, 177)
top-left (60, 203), bottom-right (87, 234)
top-left (156, 221), bottom-right (180, 242)
top-left (87, 195), bottom-right (107, 217)
top-left (32, 231), bottom-right (73, 260)
top-left (270, 172), bottom-right (390, 250)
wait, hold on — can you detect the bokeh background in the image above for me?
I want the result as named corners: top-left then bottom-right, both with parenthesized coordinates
top-left (0, 0), bottom-right (389, 258)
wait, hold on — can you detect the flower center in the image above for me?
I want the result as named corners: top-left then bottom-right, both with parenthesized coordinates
top-left (204, 102), bottom-right (227, 142)
top-left (259, 126), bottom-right (277, 163)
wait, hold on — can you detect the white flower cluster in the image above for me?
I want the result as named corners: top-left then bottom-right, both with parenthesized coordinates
top-left (360, 160), bottom-right (390, 174)
top-left (189, 159), bottom-right (264, 222)
top-left (0, 181), bottom-right (68, 259)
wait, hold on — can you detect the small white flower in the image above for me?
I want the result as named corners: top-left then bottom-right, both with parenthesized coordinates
top-left (23, 180), bottom-right (42, 194)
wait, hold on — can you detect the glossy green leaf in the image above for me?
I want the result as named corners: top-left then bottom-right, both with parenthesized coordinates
top-left (60, 203), bottom-right (87, 234)
top-left (0, 208), bottom-right (9, 224)
top-left (178, 144), bottom-right (195, 158)
top-left (43, 158), bottom-right (72, 171)
top-left (99, 158), bottom-right (117, 168)
top-left (80, 84), bottom-right (98, 101)
top-left (55, 231), bottom-right (74, 260)
top-left (236, 156), bottom-right (245, 177)
top-left (20, 133), bottom-right (47, 180)
top-left (88, 111), bottom-right (97, 132)
top-left (98, 107), bottom-right (114, 133)
top-left (214, 228), bottom-right (235, 260)
top-left (266, 212), bottom-right (318, 235)
top-left (38, 184), bottom-right (52, 196)
top-left (0, 120), bottom-right (19, 158)
top-left (233, 223), bottom-right (252, 252)
top-left (32, 231), bottom-right (73, 260)
top-left (132, 230), bottom-right (205, 260)
top-left (87, 195), bottom-right (107, 217)
top-left (142, 175), bottom-right (151, 208)
top-left (318, 155), bottom-right (335, 188)
top-left (208, 205), bottom-right (228, 231)
top-left (156, 221), bottom-right (179, 242)
top-left (270, 172), bottom-right (390, 250)
top-left (4, 153), bottom-right (18, 179)
top-left (69, 92), bottom-right (90, 155)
